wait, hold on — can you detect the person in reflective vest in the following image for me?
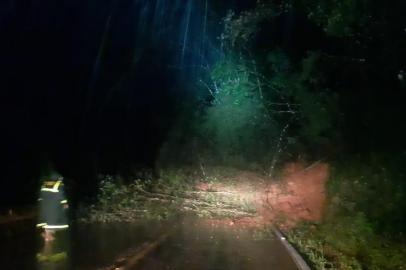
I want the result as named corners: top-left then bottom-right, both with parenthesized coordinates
top-left (37, 174), bottom-right (69, 241)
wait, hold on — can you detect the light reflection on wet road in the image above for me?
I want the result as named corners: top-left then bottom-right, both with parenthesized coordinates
top-left (136, 217), bottom-right (298, 270)
top-left (1, 216), bottom-right (299, 270)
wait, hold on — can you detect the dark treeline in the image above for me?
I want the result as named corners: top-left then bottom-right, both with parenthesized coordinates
top-left (163, 0), bottom-right (406, 165)
top-left (169, 1), bottom-right (406, 268)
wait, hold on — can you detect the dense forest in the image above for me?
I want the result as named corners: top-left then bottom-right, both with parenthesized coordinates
top-left (158, 0), bottom-right (406, 268)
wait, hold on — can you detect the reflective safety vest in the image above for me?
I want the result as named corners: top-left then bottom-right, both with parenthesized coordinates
top-left (37, 180), bottom-right (69, 230)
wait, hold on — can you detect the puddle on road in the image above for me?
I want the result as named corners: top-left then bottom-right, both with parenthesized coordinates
top-left (0, 216), bottom-right (298, 270)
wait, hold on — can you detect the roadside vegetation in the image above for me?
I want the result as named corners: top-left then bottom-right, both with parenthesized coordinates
top-left (80, 1), bottom-right (405, 269)
top-left (78, 169), bottom-right (257, 223)
top-left (195, 1), bottom-right (405, 269)
top-left (287, 155), bottom-right (406, 270)
top-left (79, 159), bottom-right (406, 269)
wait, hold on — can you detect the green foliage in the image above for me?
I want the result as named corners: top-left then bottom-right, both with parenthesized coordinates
top-left (300, 52), bottom-right (322, 84)
top-left (192, 1), bottom-right (405, 268)
top-left (232, 0), bottom-right (371, 38)
top-left (154, 169), bottom-right (194, 196)
top-left (289, 155), bottom-right (406, 269)
top-left (221, 4), bottom-right (279, 48)
top-left (327, 156), bottom-right (406, 234)
top-left (294, 52), bottom-right (337, 147)
top-left (289, 216), bottom-right (406, 270)
top-left (201, 56), bottom-right (279, 167)
top-left (96, 175), bottom-right (133, 211)
top-left (320, 213), bottom-right (374, 256)
top-left (213, 0), bottom-right (405, 158)
top-left (210, 1), bottom-right (337, 160)
top-left (266, 50), bottom-right (335, 152)
top-left (304, 0), bottom-right (369, 37)
top-left (199, 47), bottom-right (336, 168)
top-left (266, 50), bottom-right (291, 72)
top-left (80, 175), bottom-right (175, 222)
top-left (288, 226), bottom-right (363, 270)
top-left (292, 85), bottom-right (334, 145)
top-left (79, 170), bottom-right (258, 223)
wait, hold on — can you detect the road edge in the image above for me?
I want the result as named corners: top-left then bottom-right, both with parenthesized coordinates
top-left (273, 227), bottom-right (312, 270)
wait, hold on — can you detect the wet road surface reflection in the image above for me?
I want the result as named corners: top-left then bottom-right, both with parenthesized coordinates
top-left (1, 216), bottom-right (299, 270)
top-left (137, 217), bottom-right (298, 270)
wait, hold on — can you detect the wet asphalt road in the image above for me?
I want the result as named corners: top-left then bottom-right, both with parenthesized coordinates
top-left (1, 216), bottom-right (299, 270)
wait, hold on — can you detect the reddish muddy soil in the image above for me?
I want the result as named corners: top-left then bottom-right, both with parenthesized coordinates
top-left (197, 162), bottom-right (329, 228)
